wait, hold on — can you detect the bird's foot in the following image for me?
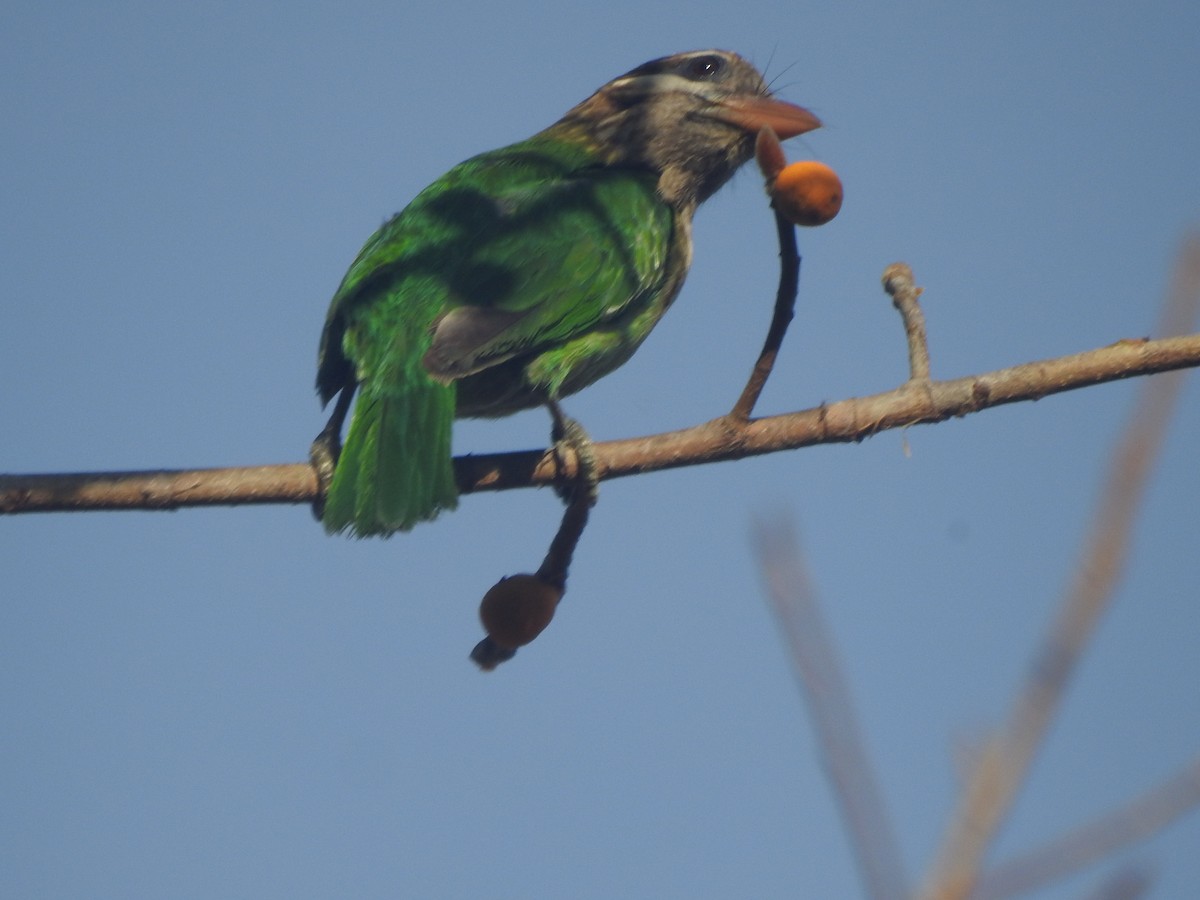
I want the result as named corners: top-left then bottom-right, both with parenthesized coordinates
top-left (310, 386), bottom-right (354, 522)
top-left (547, 400), bottom-right (599, 509)
top-left (308, 429), bottom-right (341, 522)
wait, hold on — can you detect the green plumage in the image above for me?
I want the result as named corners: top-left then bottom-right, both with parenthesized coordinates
top-left (317, 133), bottom-right (676, 535)
top-left (313, 50), bottom-right (820, 536)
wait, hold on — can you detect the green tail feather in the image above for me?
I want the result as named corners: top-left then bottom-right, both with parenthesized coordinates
top-left (322, 379), bottom-right (458, 536)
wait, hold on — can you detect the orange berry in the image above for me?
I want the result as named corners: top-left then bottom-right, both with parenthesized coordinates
top-left (771, 160), bottom-right (843, 227)
top-left (478, 574), bottom-right (561, 650)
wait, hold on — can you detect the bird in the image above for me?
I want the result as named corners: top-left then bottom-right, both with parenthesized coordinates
top-left (312, 49), bottom-right (821, 536)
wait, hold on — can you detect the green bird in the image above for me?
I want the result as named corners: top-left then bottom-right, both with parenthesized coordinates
top-left (314, 49), bottom-right (820, 536)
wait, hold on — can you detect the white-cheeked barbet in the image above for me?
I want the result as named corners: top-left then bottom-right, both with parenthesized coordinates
top-left (315, 49), bottom-right (821, 535)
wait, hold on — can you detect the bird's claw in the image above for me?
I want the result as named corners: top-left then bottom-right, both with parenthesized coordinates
top-left (309, 430), bottom-right (341, 522)
top-left (547, 401), bottom-right (599, 509)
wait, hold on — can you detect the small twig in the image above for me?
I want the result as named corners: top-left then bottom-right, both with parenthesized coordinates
top-left (919, 237), bottom-right (1200, 900)
top-left (729, 208), bottom-right (801, 421)
top-left (756, 517), bottom-right (908, 900)
top-left (974, 755), bottom-right (1200, 899)
top-left (882, 262), bottom-right (931, 381)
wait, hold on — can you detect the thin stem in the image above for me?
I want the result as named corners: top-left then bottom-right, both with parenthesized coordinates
top-left (729, 208), bottom-right (801, 421)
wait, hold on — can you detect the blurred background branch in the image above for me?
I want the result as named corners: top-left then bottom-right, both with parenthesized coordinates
top-left (975, 756), bottom-right (1200, 899)
top-left (920, 234), bottom-right (1200, 900)
top-left (756, 517), bottom-right (908, 900)
top-left (754, 236), bottom-right (1200, 900)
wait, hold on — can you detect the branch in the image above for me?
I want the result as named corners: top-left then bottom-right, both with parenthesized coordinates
top-left (3, 327), bottom-right (1200, 515)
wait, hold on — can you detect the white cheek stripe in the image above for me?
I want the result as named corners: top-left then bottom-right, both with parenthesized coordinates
top-left (608, 73), bottom-right (725, 103)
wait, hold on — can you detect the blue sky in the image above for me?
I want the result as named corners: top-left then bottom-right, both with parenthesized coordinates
top-left (3, 2), bottom-right (1198, 897)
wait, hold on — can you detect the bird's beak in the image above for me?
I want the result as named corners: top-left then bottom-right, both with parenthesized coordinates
top-left (706, 96), bottom-right (821, 139)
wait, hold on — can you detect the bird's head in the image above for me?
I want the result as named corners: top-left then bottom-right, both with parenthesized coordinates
top-left (554, 50), bottom-right (821, 210)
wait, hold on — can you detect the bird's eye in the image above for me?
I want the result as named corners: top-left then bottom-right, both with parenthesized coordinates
top-left (684, 55), bottom-right (723, 80)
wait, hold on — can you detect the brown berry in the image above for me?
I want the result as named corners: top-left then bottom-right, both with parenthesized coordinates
top-left (772, 160), bottom-right (843, 226)
top-left (478, 574), bottom-right (561, 650)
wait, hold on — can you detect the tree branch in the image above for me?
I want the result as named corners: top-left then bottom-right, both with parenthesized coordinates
top-left (3, 327), bottom-right (1200, 516)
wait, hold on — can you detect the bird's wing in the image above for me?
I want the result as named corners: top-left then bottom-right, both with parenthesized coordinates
top-left (419, 165), bottom-right (674, 381)
top-left (317, 144), bottom-right (674, 397)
